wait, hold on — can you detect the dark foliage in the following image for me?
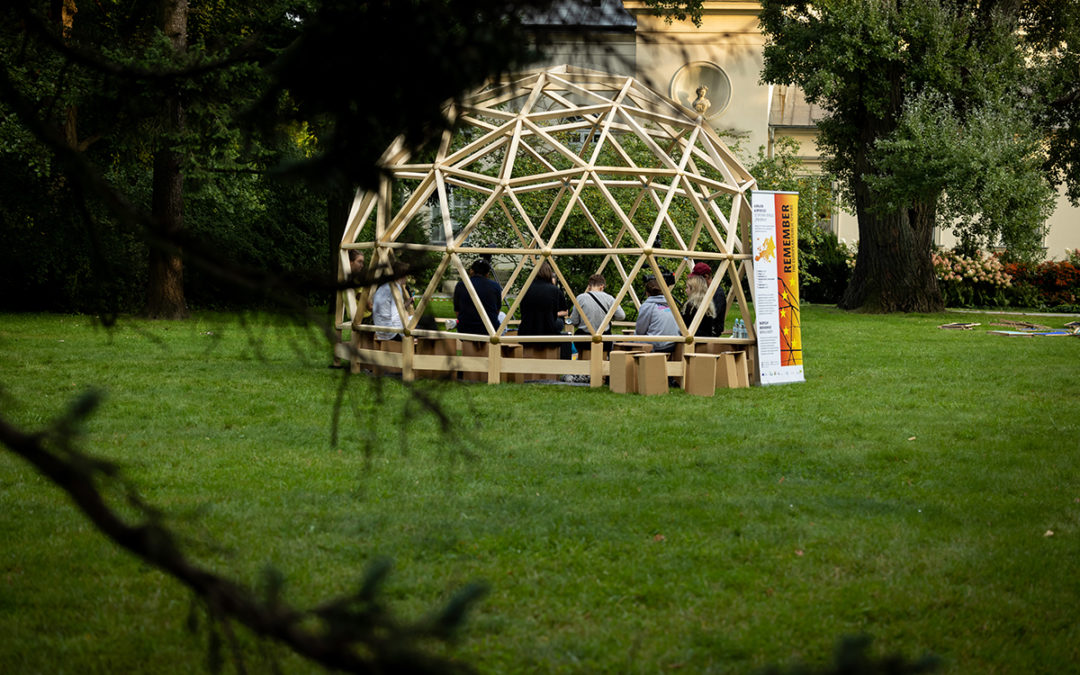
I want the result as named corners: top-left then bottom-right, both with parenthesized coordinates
top-left (0, 0), bottom-right (556, 314)
top-left (801, 230), bottom-right (852, 305)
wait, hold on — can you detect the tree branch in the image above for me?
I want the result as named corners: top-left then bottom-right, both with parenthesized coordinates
top-left (8, 0), bottom-right (276, 84)
top-left (0, 395), bottom-right (482, 674)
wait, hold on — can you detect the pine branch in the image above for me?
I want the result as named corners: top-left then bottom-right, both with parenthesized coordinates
top-left (0, 395), bottom-right (481, 674)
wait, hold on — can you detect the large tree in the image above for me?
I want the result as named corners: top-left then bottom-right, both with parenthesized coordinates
top-left (1, 1), bottom-right (306, 314)
top-left (649, 0), bottom-right (1079, 312)
top-left (1, 0), bottom-right (565, 316)
top-left (761, 0), bottom-right (1061, 312)
top-left (146, 0), bottom-right (191, 319)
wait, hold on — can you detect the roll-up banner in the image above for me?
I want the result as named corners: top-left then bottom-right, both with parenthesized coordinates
top-left (751, 191), bottom-right (805, 385)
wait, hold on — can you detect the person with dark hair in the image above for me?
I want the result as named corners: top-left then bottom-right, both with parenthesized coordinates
top-left (568, 273), bottom-right (624, 353)
top-left (334, 250), bottom-right (371, 367)
top-left (691, 261), bottom-right (727, 332)
top-left (348, 249), bottom-right (365, 281)
top-left (453, 258), bottom-right (502, 335)
top-left (346, 250), bottom-right (374, 320)
top-left (519, 260), bottom-right (570, 358)
top-left (635, 277), bottom-right (679, 354)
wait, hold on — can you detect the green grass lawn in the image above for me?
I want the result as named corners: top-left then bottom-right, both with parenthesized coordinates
top-left (1, 307), bottom-right (1078, 674)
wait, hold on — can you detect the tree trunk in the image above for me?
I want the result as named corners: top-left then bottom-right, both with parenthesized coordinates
top-left (838, 84), bottom-right (943, 313)
top-left (145, 0), bottom-right (189, 319)
top-left (840, 174), bottom-right (943, 312)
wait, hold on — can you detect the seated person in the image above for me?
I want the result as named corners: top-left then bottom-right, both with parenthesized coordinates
top-left (406, 279), bottom-right (438, 331)
top-left (680, 273), bottom-right (721, 337)
top-left (635, 277), bottom-right (680, 355)
top-left (346, 250), bottom-right (374, 324)
top-left (371, 261), bottom-right (411, 341)
top-left (453, 258), bottom-right (503, 335)
top-left (568, 273), bottom-right (625, 353)
top-left (519, 260), bottom-right (570, 359)
top-left (334, 250), bottom-right (369, 367)
top-left (691, 261), bottom-right (727, 332)
top-left (349, 250), bottom-right (365, 282)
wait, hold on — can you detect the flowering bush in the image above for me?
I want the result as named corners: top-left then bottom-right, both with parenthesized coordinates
top-left (1004, 259), bottom-right (1080, 308)
top-left (932, 249), bottom-right (1012, 307)
top-left (840, 239), bottom-right (858, 269)
top-left (1067, 248), bottom-right (1080, 267)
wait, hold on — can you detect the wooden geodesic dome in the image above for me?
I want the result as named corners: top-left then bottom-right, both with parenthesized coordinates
top-left (337, 65), bottom-right (759, 385)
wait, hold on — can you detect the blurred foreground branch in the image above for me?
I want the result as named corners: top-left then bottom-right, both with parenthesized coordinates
top-left (0, 390), bottom-right (485, 674)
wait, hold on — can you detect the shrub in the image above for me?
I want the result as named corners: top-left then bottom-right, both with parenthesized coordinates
top-left (932, 248), bottom-right (1012, 308)
top-left (1003, 259), bottom-right (1080, 308)
top-left (801, 229), bottom-right (853, 304)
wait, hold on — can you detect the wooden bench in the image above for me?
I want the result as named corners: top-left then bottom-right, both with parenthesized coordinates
top-left (374, 337), bottom-right (402, 376)
top-left (635, 352), bottom-right (669, 395)
top-left (611, 342), bottom-right (653, 353)
top-left (694, 343), bottom-right (750, 388)
top-left (348, 329), bottom-right (377, 375)
top-left (461, 340), bottom-right (525, 383)
top-left (609, 351), bottom-right (671, 395)
top-left (609, 350), bottom-right (637, 393)
top-left (521, 344), bottom-right (562, 381)
top-left (415, 336), bottom-right (458, 380)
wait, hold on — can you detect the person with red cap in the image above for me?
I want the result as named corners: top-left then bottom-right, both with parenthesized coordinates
top-left (688, 261), bottom-right (727, 333)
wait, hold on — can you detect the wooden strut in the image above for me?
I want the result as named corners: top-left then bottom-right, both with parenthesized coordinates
top-left (338, 66), bottom-right (762, 387)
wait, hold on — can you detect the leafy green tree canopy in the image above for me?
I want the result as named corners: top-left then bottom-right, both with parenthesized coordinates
top-left (0, 1), bottom-right (558, 315)
top-left (649, 0), bottom-right (1080, 312)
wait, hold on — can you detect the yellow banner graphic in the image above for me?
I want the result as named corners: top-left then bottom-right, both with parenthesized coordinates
top-left (775, 192), bottom-right (802, 367)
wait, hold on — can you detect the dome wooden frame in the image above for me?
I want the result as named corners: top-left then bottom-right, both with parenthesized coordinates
top-left (336, 65), bottom-right (759, 386)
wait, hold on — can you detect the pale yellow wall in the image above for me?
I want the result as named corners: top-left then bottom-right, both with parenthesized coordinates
top-left (933, 193), bottom-right (1080, 260)
top-left (1042, 193), bottom-right (1080, 260)
top-left (836, 196), bottom-right (1078, 260)
top-left (528, 32), bottom-right (637, 76)
top-left (770, 128), bottom-right (819, 164)
top-left (834, 209), bottom-right (859, 246)
top-left (624, 1), bottom-right (771, 153)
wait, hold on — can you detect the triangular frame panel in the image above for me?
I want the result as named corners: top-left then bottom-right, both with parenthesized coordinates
top-left (337, 65), bottom-right (760, 386)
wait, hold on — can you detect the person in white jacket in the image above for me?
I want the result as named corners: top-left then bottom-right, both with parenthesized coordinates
top-left (371, 261), bottom-right (412, 341)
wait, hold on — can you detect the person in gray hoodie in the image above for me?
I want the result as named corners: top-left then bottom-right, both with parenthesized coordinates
top-left (634, 277), bottom-right (680, 354)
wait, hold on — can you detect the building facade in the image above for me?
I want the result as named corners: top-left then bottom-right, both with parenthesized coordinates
top-left (529, 0), bottom-right (1078, 259)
